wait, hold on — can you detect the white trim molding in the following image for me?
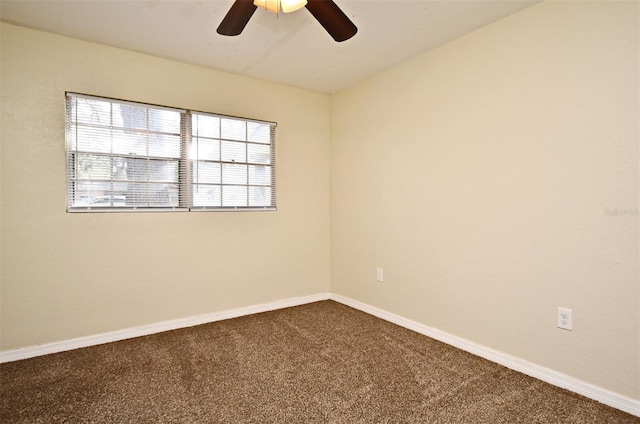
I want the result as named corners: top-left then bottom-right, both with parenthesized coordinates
top-left (0, 293), bottom-right (330, 364)
top-left (329, 293), bottom-right (640, 418)
top-left (1, 292), bottom-right (637, 417)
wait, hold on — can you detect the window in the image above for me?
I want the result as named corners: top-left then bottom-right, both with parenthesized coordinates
top-left (191, 112), bottom-right (275, 209)
top-left (65, 93), bottom-right (276, 212)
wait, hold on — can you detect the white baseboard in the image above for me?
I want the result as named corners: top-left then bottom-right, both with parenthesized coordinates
top-left (1, 292), bottom-right (637, 417)
top-left (0, 293), bottom-right (330, 364)
top-left (329, 293), bottom-right (640, 417)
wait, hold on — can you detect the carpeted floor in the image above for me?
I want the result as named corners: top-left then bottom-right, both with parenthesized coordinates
top-left (1, 300), bottom-right (638, 423)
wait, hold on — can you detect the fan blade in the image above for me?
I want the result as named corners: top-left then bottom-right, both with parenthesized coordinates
top-left (305, 0), bottom-right (357, 42)
top-left (217, 0), bottom-right (258, 36)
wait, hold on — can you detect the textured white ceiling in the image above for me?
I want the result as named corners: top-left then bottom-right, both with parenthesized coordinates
top-left (0, 0), bottom-right (540, 93)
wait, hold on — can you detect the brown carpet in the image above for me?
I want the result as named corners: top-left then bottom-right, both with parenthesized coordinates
top-left (1, 300), bottom-right (638, 423)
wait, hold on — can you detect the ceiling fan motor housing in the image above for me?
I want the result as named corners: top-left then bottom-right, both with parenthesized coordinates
top-left (217, 0), bottom-right (357, 42)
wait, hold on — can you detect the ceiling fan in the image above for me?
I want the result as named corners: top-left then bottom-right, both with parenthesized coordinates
top-left (217, 0), bottom-right (358, 42)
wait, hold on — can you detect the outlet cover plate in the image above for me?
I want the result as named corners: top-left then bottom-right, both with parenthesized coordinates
top-left (557, 307), bottom-right (572, 330)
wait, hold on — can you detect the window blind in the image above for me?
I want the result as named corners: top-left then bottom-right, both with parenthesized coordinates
top-left (65, 93), bottom-right (276, 212)
top-left (191, 112), bottom-right (276, 209)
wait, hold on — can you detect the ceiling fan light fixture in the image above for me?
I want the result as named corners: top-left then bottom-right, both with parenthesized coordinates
top-left (281, 0), bottom-right (307, 13)
top-left (253, 0), bottom-right (278, 14)
top-left (253, 0), bottom-right (307, 14)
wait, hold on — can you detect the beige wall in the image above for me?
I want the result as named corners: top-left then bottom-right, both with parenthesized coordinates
top-left (331, 1), bottom-right (639, 400)
top-left (0, 23), bottom-right (331, 350)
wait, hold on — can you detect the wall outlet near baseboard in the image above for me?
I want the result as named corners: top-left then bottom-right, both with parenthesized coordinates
top-left (557, 307), bottom-right (572, 330)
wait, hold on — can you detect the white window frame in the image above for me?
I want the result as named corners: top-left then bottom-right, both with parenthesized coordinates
top-left (65, 92), bottom-right (277, 212)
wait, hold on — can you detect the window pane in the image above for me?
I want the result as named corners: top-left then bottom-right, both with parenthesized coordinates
top-left (193, 184), bottom-right (221, 207)
top-left (110, 179), bottom-right (124, 190)
top-left (117, 104), bottom-right (147, 131)
top-left (249, 165), bottom-right (271, 186)
top-left (221, 118), bottom-right (246, 141)
top-left (191, 139), bottom-right (220, 161)
top-left (247, 122), bottom-right (270, 144)
top-left (120, 158), bottom-right (148, 181)
top-left (73, 180), bottom-right (111, 206)
top-left (249, 186), bottom-right (271, 207)
top-left (149, 109), bottom-right (180, 134)
top-left (149, 134), bottom-right (181, 158)
top-left (74, 98), bottom-right (111, 126)
top-left (76, 154), bottom-right (111, 180)
top-left (124, 183), bottom-right (147, 206)
top-left (193, 161), bottom-right (221, 184)
top-left (76, 180), bottom-right (111, 192)
top-left (247, 143), bottom-right (271, 164)
top-left (222, 163), bottom-right (247, 185)
top-left (193, 114), bottom-right (220, 138)
top-left (112, 130), bottom-right (147, 156)
top-left (222, 186), bottom-right (247, 207)
top-left (149, 159), bottom-right (179, 183)
top-left (221, 140), bottom-right (247, 163)
top-left (76, 126), bottom-right (112, 153)
top-left (148, 183), bottom-right (179, 207)
top-left (112, 157), bottom-right (128, 180)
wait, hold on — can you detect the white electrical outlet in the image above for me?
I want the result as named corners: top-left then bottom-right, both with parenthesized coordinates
top-left (376, 268), bottom-right (383, 282)
top-left (557, 307), bottom-right (572, 330)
